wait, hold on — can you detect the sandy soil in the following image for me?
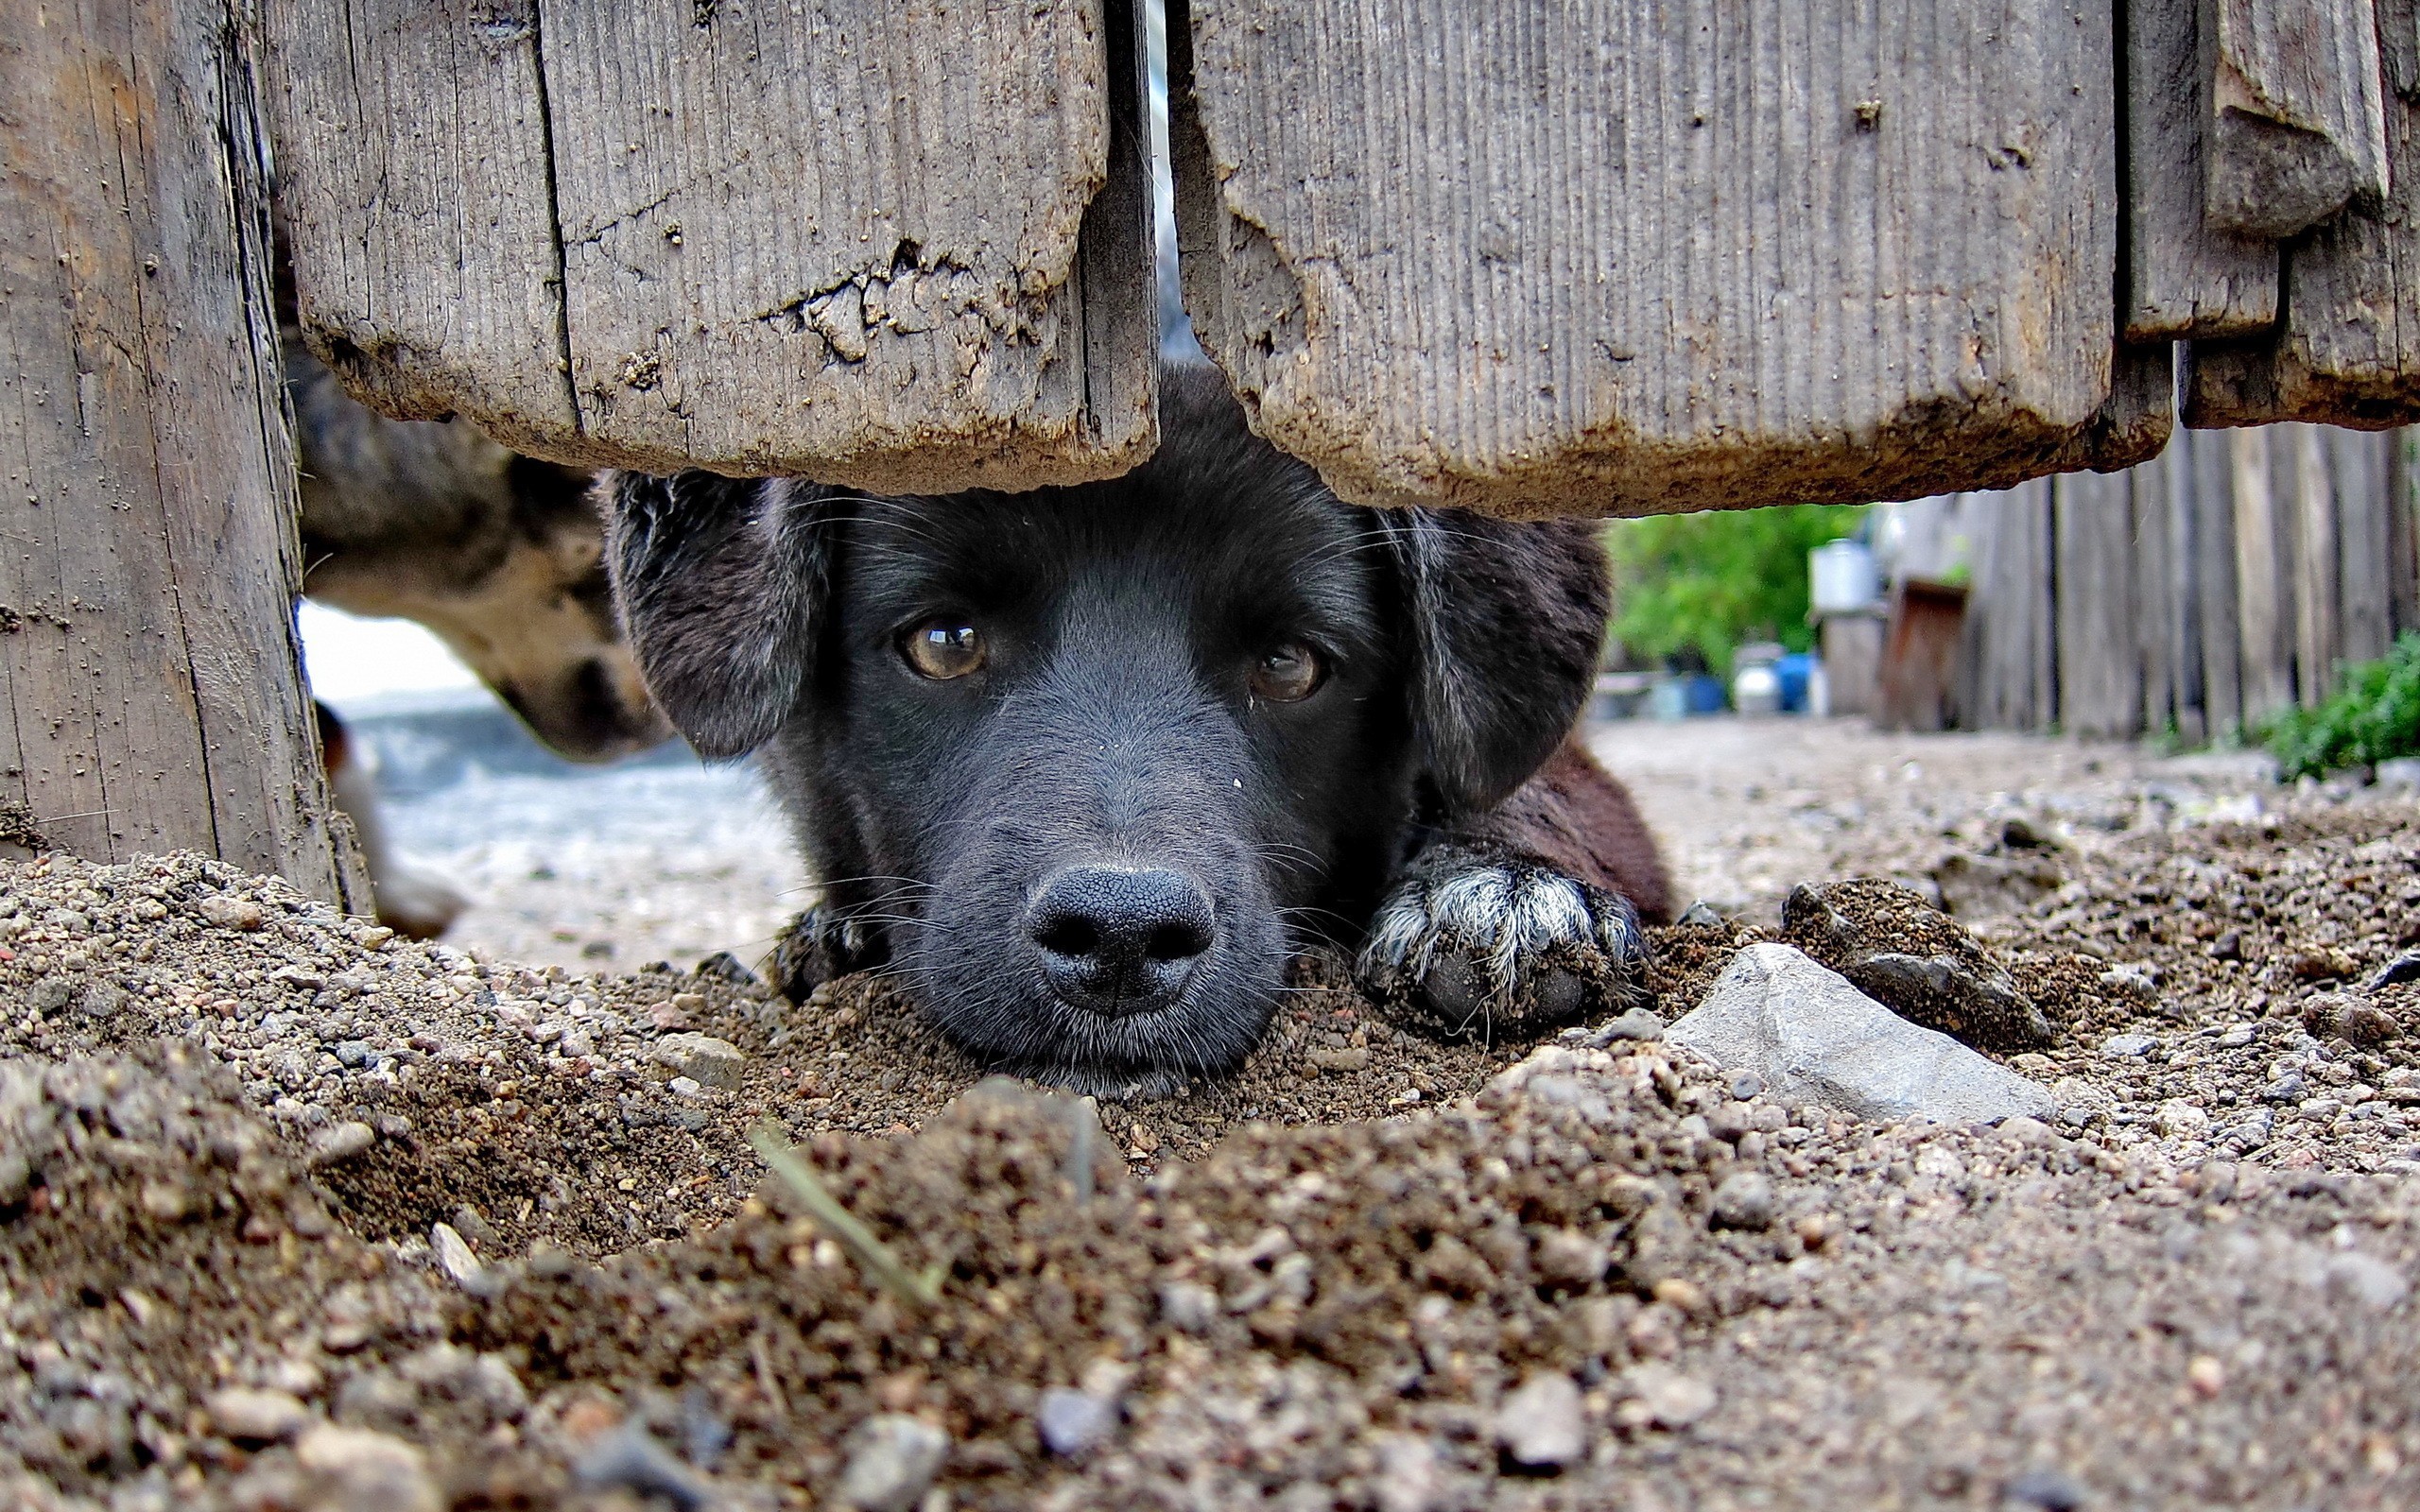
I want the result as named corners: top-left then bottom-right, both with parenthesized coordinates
top-left (2, 717), bottom-right (2417, 1510)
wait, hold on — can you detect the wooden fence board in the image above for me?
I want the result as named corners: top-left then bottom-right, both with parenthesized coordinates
top-left (2158, 436), bottom-right (2209, 743)
top-left (2394, 431), bottom-right (2420, 635)
top-left (2231, 427), bottom-right (2299, 717)
top-left (268, 0), bottom-right (1158, 490)
top-left (1960, 482), bottom-right (2054, 730)
top-left (2055, 471), bottom-right (2142, 735)
top-left (2287, 425), bottom-right (2342, 703)
top-left (1, 0), bottom-right (356, 899)
top-left (2186, 428), bottom-right (2245, 733)
top-left (2133, 451), bottom-right (2176, 733)
top-left (2185, 0), bottom-right (2420, 429)
top-left (1172, 0), bottom-right (2121, 517)
top-left (2333, 428), bottom-right (2394, 664)
top-left (2205, 0), bottom-right (2391, 239)
top-left (2124, 0), bottom-right (2278, 339)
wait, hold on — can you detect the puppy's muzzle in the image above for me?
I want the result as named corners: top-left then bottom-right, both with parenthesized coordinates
top-left (1025, 865), bottom-right (1216, 1016)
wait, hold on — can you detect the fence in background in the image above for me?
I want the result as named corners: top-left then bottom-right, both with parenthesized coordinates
top-left (1956, 426), bottom-right (2420, 742)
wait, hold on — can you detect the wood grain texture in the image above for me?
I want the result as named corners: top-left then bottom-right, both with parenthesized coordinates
top-left (2230, 427), bottom-right (2298, 718)
top-left (2132, 453), bottom-right (2175, 733)
top-left (1173, 0), bottom-right (2121, 517)
top-left (2124, 0), bottom-right (2277, 340)
top-left (2, 0), bottom-right (358, 900)
top-left (2054, 470), bottom-right (2142, 735)
top-left (2185, 0), bottom-right (2420, 427)
top-left (2393, 430), bottom-right (2420, 636)
top-left (2286, 425), bottom-right (2341, 704)
top-left (2332, 427), bottom-right (2394, 663)
top-left (1961, 481), bottom-right (2058, 730)
top-left (268, 0), bottom-right (1158, 490)
top-left (2205, 0), bottom-right (2390, 239)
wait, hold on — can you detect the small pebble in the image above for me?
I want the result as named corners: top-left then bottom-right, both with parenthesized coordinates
top-left (307, 1121), bottom-right (376, 1166)
top-left (2100, 1034), bottom-right (2155, 1057)
top-left (1728, 1070), bottom-right (1765, 1101)
top-left (430, 1222), bottom-right (484, 1289)
top-left (654, 1032), bottom-right (746, 1089)
top-left (1496, 1372), bottom-right (1586, 1468)
top-left (296, 1424), bottom-right (440, 1512)
top-left (836, 1414), bottom-right (949, 1512)
top-left (207, 1386), bottom-right (310, 1442)
top-left (1709, 1171), bottom-right (1777, 1230)
top-left (2002, 1466), bottom-right (2087, 1511)
top-left (1035, 1386), bottom-right (1117, 1457)
top-left (1616, 1363), bottom-right (1717, 1429)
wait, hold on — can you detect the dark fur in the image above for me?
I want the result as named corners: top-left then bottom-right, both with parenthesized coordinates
top-left (605, 363), bottom-right (1668, 1091)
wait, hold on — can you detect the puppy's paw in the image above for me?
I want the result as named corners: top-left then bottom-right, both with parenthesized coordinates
top-left (770, 904), bottom-right (890, 1004)
top-left (1357, 848), bottom-right (1652, 1037)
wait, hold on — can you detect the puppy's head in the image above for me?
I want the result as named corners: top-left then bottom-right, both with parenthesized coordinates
top-left (606, 365), bottom-right (1608, 1090)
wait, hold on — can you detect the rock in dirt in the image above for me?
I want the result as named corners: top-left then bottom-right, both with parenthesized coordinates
top-left (1616, 1363), bottom-right (1718, 1430)
top-left (652, 1031), bottom-right (746, 1089)
top-left (1668, 944), bottom-right (2056, 1125)
top-left (1495, 1373), bottom-right (1586, 1468)
top-left (1781, 879), bottom-right (2055, 1051)
top-left (294, 1424), bottom-right (441, 1512)
top-left (307, 1120), bottom-right (376, 1166)
top-left (1709, 1170), bottom-right (1778, 1230)
top-left (205, 1386), bottom-right (311, 1443)
top-left (1036, 1386), bottom-right (1118, 1457)
top-left (837, 1414), bottom-right (948, 1511)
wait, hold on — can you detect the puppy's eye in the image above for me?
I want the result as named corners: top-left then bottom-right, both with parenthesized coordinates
top-left (1250, 641), bottom-right (1325, 703)
top-left (901, 619), bottom-right (985, 680)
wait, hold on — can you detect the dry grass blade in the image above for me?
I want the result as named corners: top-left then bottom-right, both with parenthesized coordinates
top-left (747, 1122), bottom-right (944, 1309)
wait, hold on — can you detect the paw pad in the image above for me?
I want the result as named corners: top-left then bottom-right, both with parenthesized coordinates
top-left (1357, 855), bottom-right (1650, 1037)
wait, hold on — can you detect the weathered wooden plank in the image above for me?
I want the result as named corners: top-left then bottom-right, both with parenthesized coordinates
top-left (1, 0), bottom-right (355, 899)
top-left (2055, 470), bottom-right (2142, 736)
top-left (2124, 0), bottom-right (2278, 340)
top-left (2133, 449), bottom-right (2176, 734)
top-left (2393, 429), bottom-right (2420, 635)
top-left (268, 0), bottom-right (1158, 490)
top-left (2158, 434), bottom-right (2209, 744)
top-left (2231, 427), bottom-right (2298, 719)
top-left (1956, 483), bottom-right (2055, 730)
top-left (2186, 428), bottom-right (2245, 732)
top-left (2205, 0), bottom-right (2391, 239)
top-left (2285, 425), bottom-right (2342, 704)
top-left (2333, 427), bottom-right (2395, 664)
top-left (2184, 1), bottom-right (2420, 428)
top-left (1172, 0), bottom-right (2121, 516)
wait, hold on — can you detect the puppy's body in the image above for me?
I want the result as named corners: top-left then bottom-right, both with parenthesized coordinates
top-left (608, 364), bottom-right (1668, 1090)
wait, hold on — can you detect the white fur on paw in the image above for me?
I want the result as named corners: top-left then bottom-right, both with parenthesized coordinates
top-left (1359, 862), bottom-right (1634, 1023)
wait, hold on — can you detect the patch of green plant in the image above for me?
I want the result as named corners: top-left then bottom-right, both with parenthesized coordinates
top-left (1603, 504), bottom-right (1867, 678)
top-left (2261, 632), bottom-right (2420, 780)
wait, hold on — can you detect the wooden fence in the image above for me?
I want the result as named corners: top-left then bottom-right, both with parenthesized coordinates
top-left (9, 0), bottom-right (2420, 889)
top-left (1958, 425), bottom-right (2420, 741)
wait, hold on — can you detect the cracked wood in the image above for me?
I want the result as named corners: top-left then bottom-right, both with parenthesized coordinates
top-left (1172, 0), bottom-right (2125, 517)
top-left (267, 0), bottom-right (1157, 490)
top-left (1, 0), bottom-right (359, 901)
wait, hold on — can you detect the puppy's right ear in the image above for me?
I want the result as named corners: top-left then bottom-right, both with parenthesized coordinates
top-left (601, 471), bottom-right (835, 758)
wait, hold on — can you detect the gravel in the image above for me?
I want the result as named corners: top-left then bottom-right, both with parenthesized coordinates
top-left (1, 721), bottom-right (2417, 1508)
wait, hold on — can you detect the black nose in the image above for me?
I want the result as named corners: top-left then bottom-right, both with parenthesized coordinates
top-left (1027, 866), bottom-right (1216, 1014)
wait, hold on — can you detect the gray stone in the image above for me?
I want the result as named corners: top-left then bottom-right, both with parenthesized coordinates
top-left (1668, 945), bottom-right (2056, 1125)
top-left (837, 1414), bottom-right (948, 1512)
top-left (653, 1032), bottom-right (745, 1090)
top-left (295, 1424), bottom-right (441, 1512)
top-left (206, 1386), bottom-right (311, 1442)
top-left (308, 1121), bottom-right (376, 1166)
top-left (1709, 1171), bottom-right (1777, 1230)
top-left (1035, 1386), bottom-right (1117, 1457)
top-left (2100, 1033), bottom-right (2157, 1057)
top-left (1495, 1372), bottom-right (1586, 1468)
top-left (1157, 1280), bottom-right (1219, 1333)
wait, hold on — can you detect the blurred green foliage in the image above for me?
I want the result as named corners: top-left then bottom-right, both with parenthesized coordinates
top-left (1603, 505), bottom-right (1867, 678)
top-left (2262, 633), bottom-right (2420, 779)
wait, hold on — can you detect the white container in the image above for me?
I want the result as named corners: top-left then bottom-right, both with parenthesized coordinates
top-left (1809, 539), bottom-right (1879, 615)
top-left (1732, 662), bottom-right (1781, 716)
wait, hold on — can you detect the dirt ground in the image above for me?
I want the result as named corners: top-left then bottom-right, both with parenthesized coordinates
top-left (3, 717), bottom-right (2417, 1510)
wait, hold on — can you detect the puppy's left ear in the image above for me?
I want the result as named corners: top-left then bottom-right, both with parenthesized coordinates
top-left (603, 471), bottom-right (837, 758)
top-left (1384, 509), bottom-right (1610, 816)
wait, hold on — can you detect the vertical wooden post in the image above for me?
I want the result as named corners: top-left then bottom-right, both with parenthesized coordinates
top-left (2054, 471), bottom-right (2141, 737)
top-left (2331, 428), bottom-right (2394, 665)
top-left (2231, 428), bottom-right (2297, 720)
top-left (2187, 428), bottom-right (2244, 736)
top-left (0, 0), bottom-right (356, 900)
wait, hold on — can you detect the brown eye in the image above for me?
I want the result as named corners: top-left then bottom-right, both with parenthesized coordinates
top-left (1250, 641), bottom-right (1325, 703)
top-left (902, 619), bottom-right (985, 679)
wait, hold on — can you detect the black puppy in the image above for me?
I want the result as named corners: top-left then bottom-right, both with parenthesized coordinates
top-left (604, 364), bottom-right (1671, 1091)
